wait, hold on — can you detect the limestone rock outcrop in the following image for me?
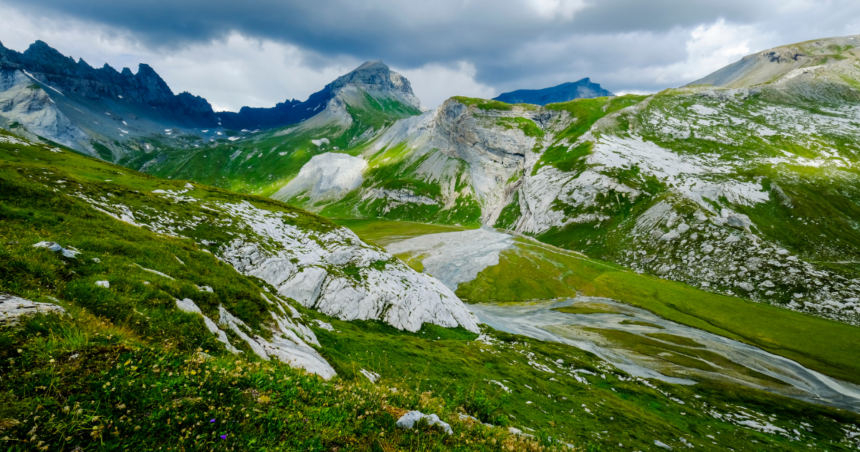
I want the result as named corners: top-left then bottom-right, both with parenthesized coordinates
top-left (0, 294), bottom-right (66, 329)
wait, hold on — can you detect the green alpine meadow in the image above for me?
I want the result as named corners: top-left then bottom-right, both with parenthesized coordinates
top-left (2, 4), bottom-right (860, 450)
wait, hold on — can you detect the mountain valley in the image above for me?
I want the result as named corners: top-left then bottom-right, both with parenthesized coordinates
top-left (2, 34), bottom-right (860, 451)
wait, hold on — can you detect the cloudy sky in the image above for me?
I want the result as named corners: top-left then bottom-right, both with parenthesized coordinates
top-left (1, 0), bottom-right (858, 111)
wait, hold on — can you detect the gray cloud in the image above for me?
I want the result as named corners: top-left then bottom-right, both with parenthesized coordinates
top-left (2, 0), bottom-right (859, 108)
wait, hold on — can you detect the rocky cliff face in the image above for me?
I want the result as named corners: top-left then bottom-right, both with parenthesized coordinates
top-left (0, 69), bottom-right (92, 151)
top-left (0, 41), bottom-right (218, 124)
top-left (282, 35), bottom-right (860, 328)
top-left (291, 97), bottom-right (548, 225)
top-left (494, 78), bottom-right (614, 105)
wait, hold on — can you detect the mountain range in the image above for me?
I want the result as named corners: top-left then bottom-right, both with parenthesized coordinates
top-left (0, 41), bottom-right (421, 156)
top-left (3, 33), bottom-right (860, 450)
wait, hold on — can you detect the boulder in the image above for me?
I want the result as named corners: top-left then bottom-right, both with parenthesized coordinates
top-left (0, 293), bottom-right (66, 329)
top-left (33, 241), bottom-right (80, 259)
top-left (736, 282), bottom-right (755, 292)
top-left (395, 411), bottom-right (453, 435)
top-left (721, 209), bottom-right (752, 231)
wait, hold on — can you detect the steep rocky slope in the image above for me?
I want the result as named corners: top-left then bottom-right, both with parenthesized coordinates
top-left (281, 34), bottom-right (860, 328)
top-left (0, 129), bottom-right (478, 381)
top-left (688, 35), bottom-right (860, 90)
top-left (0, 69), bottom-right (91, 150)
top-left (493, 78), bottom-right (614, 105)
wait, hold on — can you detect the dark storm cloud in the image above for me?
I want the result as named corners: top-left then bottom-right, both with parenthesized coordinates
top-left (1, 0), bottom-right (768, 66)
top-left (3, 0), bottom-right (860, 102)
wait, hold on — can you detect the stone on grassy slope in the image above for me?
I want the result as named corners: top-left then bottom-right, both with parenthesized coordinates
top-left (32, 241), bottom-right (80, 259)
top-left (0, 293), bottom-right (66, 329)
top-left (179, 287), bottom-right (336, 379)
top-left (395, 411), bottom-right (453, 435)
top-left (175, 298), bottom-right (240, 354)
top-left (217, 305), bottom-right (337, 380)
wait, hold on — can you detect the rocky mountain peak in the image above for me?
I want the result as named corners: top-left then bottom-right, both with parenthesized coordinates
top-left (329, 60), bottom-right (416, 98)
top-left (0, 40), bottom-right (217, 124)
top-left (23, 40), bottom-right (76, 69)
top-left (217, 59), bottom-right (422, 129)
top-left (0, 41), bottom-right (19, 69)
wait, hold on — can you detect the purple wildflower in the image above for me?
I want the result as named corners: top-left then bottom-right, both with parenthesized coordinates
top-left (220, 434), bottom-right (227, 440)
top-left (210, 419), bottom-right (215, 423)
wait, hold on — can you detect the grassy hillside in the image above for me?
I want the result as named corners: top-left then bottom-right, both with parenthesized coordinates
top-left (2, 132), bottom-right (860, 450)
top-left (121, 93), bottom-right (421, 198)
top-left (339, 219), bottom-right (860, 387)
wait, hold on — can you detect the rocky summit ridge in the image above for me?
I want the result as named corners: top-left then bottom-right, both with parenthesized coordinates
top-left (219, 60), bottom-right (422, 130)
top-left (0, 40), bottom-right (216, 122)
top-left (0, 39), bottom-right (424, 163)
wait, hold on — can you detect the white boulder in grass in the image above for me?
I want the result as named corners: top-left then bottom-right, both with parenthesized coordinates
top-left (0, 293), bottom-right (67, 329)
top-left (32, 241), bottom-right (80, 259)
top-left (175, 298), bottom-right (240, 354)
top-left (359, 368), bottom-right (379, 383)
top-left (395, 411), bottom-right (453, 435)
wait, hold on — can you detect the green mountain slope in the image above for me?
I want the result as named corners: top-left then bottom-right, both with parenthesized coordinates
top-left (340, 218), bottom-right (860, 387)
top-left (5, 131), bottom-right (860, 450)
top-left (258, 34), bottom-right (860, 332)
top-left (121, 67), bottom-right (422, 197)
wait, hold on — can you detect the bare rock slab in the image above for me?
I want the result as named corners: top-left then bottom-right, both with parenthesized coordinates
top-left (0, 293), bottom-right (66, 329)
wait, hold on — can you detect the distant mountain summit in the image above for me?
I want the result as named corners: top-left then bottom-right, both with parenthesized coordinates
top-left (493, 78), bottom-right (613, 105)
top-left (218, 60), bottom-right (422, 130)
top-left (688, 34), bottom-right (860, 89)
top-left (0, 40), bottom-right (422, 133)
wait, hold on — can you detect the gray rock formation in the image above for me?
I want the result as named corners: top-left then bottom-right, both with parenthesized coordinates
top-left (273, 153), bottom-right (367, 203)
top-left (0, 70), bottom-right (92, 151)
top-left (32, 241), bottom-right (81, 259)
top-left (395, 411), bottom-right (453, 435)
top-left (219, 60), bottom-right (422, 130)
top-left (0, 40), bottom-right (217, 123)
top-left (0, 294), bottom-right (66, 329)
top-left (329, 60), bottom-right (422, 111)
